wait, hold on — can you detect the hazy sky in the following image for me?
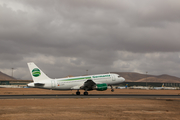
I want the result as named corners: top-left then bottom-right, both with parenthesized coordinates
top-left (0, 0), bottom-right (180, 79)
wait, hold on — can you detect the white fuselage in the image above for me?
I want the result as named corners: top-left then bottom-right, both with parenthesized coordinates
top-left (28, 73), bottom-right (125, 90)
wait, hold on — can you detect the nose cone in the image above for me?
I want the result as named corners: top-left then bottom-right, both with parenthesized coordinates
top-left (123, 78), bottom-right (125, 82)
top-left (122, 77), bottom-right (125, 82)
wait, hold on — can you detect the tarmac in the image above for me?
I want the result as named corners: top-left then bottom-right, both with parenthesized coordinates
top-left (0, 94), bottom-right (180, 99)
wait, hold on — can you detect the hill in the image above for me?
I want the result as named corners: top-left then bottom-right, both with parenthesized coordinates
top-left (0, 70), bottom-right (180, 83)
top-left (0, 71), bottom-right (16, 80)
top-left (113, 72), bottom-right (180, 83)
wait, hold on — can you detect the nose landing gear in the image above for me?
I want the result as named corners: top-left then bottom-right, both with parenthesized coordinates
top-left (110, 85), bottom-right (114, 92)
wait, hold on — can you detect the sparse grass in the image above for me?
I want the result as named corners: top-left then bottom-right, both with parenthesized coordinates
top-left (0, 98), bottom-right (180, 120)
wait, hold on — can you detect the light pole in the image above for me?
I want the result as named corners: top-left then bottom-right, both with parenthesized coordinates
top-left (146, 71), bottom-right (148, 87)
top-left (86, 70), bottom-right (88, 75)
top-left (12, 68), bottom-right (14, 77)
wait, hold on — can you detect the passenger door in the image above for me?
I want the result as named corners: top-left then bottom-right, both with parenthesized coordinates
top-left (51, 80), bottom-right (56, 88)
top-left (112, 75), bottom-right (116, 81)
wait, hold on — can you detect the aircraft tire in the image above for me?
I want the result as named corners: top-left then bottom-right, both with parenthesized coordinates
top-left (76, 91), bottom-right (80, 95)
top-left (84, 92), bottom-right (88, 95)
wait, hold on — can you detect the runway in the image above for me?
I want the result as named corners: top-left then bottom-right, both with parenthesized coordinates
top-left (0, 94), bottom-right (180, 99)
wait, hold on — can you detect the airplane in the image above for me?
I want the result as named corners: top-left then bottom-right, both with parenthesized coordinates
top-left (116, 86), bottom-right (127, 89)
top-left (153, 84), bottom-right (165, 90)
top-left (152, 83), bottom-right (177, 90)
top-left (27, 62), bottom-right (125, 95)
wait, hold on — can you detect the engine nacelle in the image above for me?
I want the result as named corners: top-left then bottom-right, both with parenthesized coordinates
top-left (96, 83), bottom-right (108, 91)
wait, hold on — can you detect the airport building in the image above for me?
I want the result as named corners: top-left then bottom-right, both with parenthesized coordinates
top-left (118, 82), bottom-right (180, 87)
top-left (1, 79), bottom-right (180, 88)
top-left (0, 80), bottom-right (32, 87)
top-left (0, 71), bottom-right (32, 87)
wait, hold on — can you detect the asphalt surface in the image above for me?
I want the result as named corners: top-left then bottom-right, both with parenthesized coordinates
top-left (0, 94), bottom-right (180, 99)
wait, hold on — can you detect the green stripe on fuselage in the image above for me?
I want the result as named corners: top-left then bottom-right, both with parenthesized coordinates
top-left (93, 74), bottom-right (110, 78)
top-left (61, 77), bottom-right (91, 81)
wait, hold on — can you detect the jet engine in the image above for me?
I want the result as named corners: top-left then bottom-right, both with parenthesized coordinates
top-left (95, 83), bottom-right (108, 91)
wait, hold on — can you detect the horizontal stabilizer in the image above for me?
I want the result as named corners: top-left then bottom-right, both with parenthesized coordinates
top-left (34, 83), bottom-right (45, 87)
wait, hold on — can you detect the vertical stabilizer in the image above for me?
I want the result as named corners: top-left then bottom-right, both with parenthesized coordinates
top-left (27, 62), bottom-right (51, 82)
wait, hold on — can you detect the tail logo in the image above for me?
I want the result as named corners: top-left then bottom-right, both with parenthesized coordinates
top-left (32, 68), bottom-right (41, 77)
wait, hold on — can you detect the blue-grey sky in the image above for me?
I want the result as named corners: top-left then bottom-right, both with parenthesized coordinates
top-left (0, 0), bottom-right (180, 79)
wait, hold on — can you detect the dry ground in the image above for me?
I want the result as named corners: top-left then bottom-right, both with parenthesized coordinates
top-left (0, 98), bottom-right (180, 120)
top-left (0, 88), bottom-right (180, 120)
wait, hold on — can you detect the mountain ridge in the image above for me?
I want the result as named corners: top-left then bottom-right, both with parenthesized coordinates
top-left (0, 71), bottom-right (16, 80)
top-left (0, 71), bottom-right (180, 83)
top-left (112, 72), bottom-right (180, 83)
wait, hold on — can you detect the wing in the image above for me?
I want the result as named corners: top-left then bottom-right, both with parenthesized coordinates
top-left (80, 79), bottom-right (96, 91)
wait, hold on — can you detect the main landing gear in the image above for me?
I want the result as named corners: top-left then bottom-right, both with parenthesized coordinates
top-left (76, 90), bottom-right (89, 95)
top-left (76, 90), bottom-right (80, 95)
top-left (84, 91), bottom-right (88, 95)
top-left (84, 89), bottom-right (88, 95)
